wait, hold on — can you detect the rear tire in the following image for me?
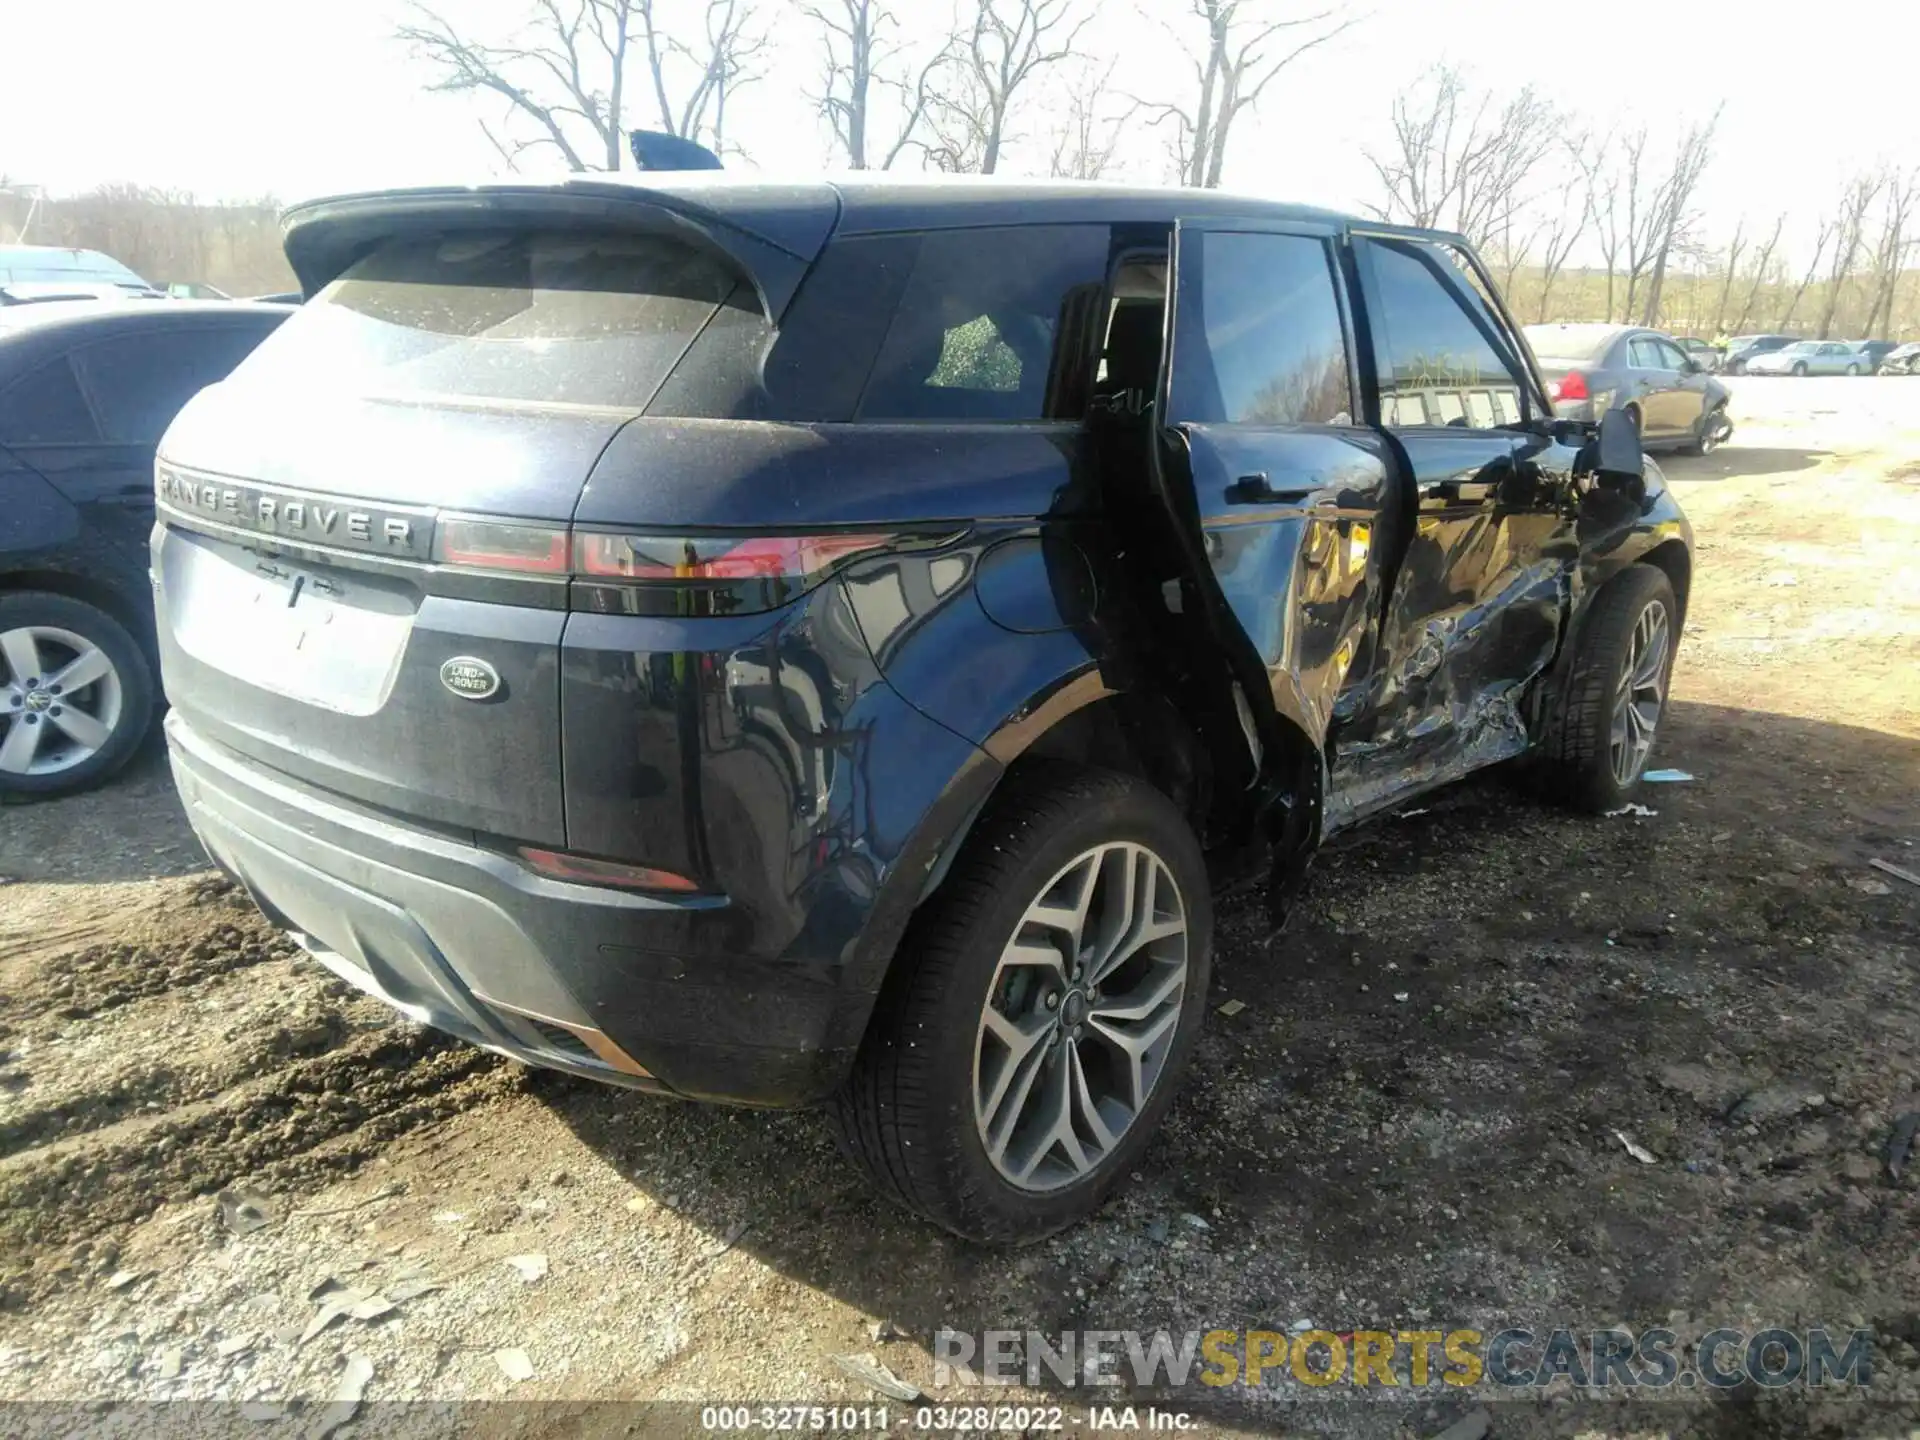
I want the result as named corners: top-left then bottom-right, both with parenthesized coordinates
top-left (829, 764), bottom-right (1212, 1242)
top-left (1540, 566), bottom-right (1679, 814)
top-left (1845, 363), bottom-right (1859, 377)
top-left (0, 591), bottom-right (154, 799)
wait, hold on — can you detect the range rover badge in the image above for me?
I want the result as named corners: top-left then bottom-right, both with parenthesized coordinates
top-left (440, 656), bottom-right (501, 701)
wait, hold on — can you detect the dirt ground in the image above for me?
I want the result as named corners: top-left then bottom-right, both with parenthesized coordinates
top-left (1, 377), bottom-right (1916, 1439)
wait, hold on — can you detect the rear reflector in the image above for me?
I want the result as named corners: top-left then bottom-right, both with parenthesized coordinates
top-left (435, 516), bottom-right (570, 574)
top-left (574, 530), bottom-right (897, 583)
top-left (517, 846), bottom-right (700, 894)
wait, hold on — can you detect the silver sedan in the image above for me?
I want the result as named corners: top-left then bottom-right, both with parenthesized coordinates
top-left (1744, 341), bottom-right (1868, 377)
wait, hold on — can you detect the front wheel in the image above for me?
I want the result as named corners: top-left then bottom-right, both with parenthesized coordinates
top-left (1792, 362), bottom-right (1809, 376)
top-left (1681, 407), bottom-right (1730, 456)
top-left (1540, 566), bottom-right (1679, 813)
top-left (831, 765), bottom-right (1212, 1242)
top-left (1, 591), bottom-right (156, 799)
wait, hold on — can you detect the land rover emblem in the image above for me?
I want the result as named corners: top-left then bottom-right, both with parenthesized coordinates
top-left (440, 656), bottom-right (501, 701)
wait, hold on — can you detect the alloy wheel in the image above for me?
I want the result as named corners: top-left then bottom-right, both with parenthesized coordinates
top-left (1608, 600), bottom-right (1670, 786)
top-left (972, 841), bottom-right (1188, 1193)
top-left (0, 625), bottom-right (124, 777)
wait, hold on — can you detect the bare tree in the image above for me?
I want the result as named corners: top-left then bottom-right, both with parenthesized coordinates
top-left (1366, 64), bottom-right (1557, 251)
top-left (1577, 137), bottom-right (1626, 322)
top-left (922, 0), bottom-right (1084, 175)
top-left (1814, 171), bottom-right (1882, 338)
top-left (1708, 219), bottom-right (1745, 336)
top-left (1148, 1), bottom-right (1358, 190)
top-left (1779, 219), bottom-right (1835, 332)
top-left (1636, 110), bottom-right (1718, 327)
top-left (1730, 213), bottom-right (1785, 333)
top-left (1047, 60), bottom-right (1136, 180)
top-left (799, 0), bottom-right (950, 170)
top-left (1529, 141), bottom-right (1593, 323)
top-left (398, 0), bottom-right (765, 172)
top-left (1858, 169), bottom-right (1915, 340)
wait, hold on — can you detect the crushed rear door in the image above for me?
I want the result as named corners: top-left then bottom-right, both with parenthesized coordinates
top-left (1145, 216), bottom-right (1396, 895)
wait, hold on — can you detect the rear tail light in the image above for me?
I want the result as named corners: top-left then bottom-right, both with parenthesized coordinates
top-left (428, 515), bottom-right (940, 614)
top-left (517, 847), bottom-right (700, 894)
top-left (574, 531), bottom-right (897, 582)
top-left (435, 516), bottom-right (570, 574)
top-left (1550, 370), bottom-right (1590, 403)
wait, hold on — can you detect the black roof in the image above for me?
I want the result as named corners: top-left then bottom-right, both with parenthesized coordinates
top-left (280, 173), bottom-right (1360, 290)
top-left (0, 299), bottom-right (291, 367)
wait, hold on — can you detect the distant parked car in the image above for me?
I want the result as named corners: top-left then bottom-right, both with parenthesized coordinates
top-left (1879, 342), bottom-right (1920, 375)
top-left (165, 282), bottom-right (232, 301)
top-left (1675, 337), bottom-right (1721, 372)
top-left (0, 245), bottom-right (160, 305)
top-left (1721, 334), bottom-right (1796, 374)
top-left (1744, 340), bottom-right (1868, 377)
top-left (1851, 341), bottom-right (1898, 371)
top-left (1524, 322), bottom-right (1733, 454)
top-left (0, 301), bottom-right (290, 796)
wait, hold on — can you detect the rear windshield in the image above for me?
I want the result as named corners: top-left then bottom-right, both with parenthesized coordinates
top-left (233, 230), bottom-right (750, 409)
top-left (1523, 324), bottom-right (1619, 363)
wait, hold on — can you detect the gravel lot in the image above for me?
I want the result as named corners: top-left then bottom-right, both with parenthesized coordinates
top-left (2, 376), bottom-right (1917, 1438)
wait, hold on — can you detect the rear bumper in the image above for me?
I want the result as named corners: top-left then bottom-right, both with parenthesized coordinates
top-left (166, 713), bottom-right (869, 1105)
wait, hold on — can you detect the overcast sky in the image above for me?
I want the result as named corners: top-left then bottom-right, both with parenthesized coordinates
top-left (5, 0), bottom-right (1916, 264)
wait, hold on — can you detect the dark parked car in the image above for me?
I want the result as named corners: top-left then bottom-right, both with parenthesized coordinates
top-left (1525, 323), bottom-right (1733, 455)
top-left (1675, 336), bottom-right (1721, 372)
top-left (1880, 342), bottom-right (1920, 375)
top-left (1720, 334), bottom-right (1796, 374)
top-left (1851, 341), bottom-right (1898, 371)
top-left (152, 175), bottom-right (1691, 1240)
top-left (0, 301), bottom-right (288, 795)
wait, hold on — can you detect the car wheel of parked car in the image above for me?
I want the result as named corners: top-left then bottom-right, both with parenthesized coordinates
top-left (0, 592), bottom-right (155, 799)
top-left (1845, 363), bottom-right (1859, 377)
top-left (1791, 362), bottom-right (1809, 377)
top-left (830, 764), bottom-right (1212, 1242)
top-left (1681, 406), bottom-right (1729, 457)
top-left (1542, 566), bottom-right (1678, 813)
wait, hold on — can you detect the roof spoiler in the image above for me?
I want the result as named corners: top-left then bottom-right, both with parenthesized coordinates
top-left (629, 131), bottom-right (723, 172)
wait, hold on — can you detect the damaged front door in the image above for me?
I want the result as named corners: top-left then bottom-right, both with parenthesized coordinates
top-left (1324, 232), bottom-right (1575, 829)
top-left (1152, 217), bottom-right (1396, 857)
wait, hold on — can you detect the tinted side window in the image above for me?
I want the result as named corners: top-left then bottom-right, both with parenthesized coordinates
top-left (74, 327), bottom-right (270, 443)
top-left (0, 356), bottom-right (99, 444)
top-left (1172, 231), bottom-right (1352, 426)
top-left (1627, 337), bottom-right (1664, 369)
top-left (856, 225), bottom-right (1110, 422)
top-left (763, 233), bottom-right (919, 422)
top-left (1360, 238), bottom-right (1524, 431)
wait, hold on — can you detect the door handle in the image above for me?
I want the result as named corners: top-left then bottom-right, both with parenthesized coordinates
top-left (1423, 479), bottom-right (1495, 504)
top-left (1225, 473), bottom-right (1317, 505)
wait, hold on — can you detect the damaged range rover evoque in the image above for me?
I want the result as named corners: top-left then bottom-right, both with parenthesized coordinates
top-left (153, 160), bottom-right (1692, 1242)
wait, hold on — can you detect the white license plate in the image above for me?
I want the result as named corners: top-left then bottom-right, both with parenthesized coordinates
top-left (166, 533), bottom-right (416, 715)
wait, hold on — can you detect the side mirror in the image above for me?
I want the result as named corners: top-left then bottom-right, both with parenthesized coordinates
top-left (1590, 406), bottom-right (1646, 487)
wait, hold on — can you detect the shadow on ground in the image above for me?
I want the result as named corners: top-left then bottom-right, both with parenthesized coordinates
top-left (1662, 445), bottom-right (1830, 482)
top-left (0, 733), bottom-right (203, 885)
top-left (539, 700), bottom-right (1919, 1429)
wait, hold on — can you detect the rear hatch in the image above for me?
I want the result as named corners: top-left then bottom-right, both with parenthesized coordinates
top-left (154, 189), bottom-right (828, 845)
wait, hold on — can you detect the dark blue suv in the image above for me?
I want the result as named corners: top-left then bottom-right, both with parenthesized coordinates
top-left (151, 174), bottom-right (1692, 1240)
